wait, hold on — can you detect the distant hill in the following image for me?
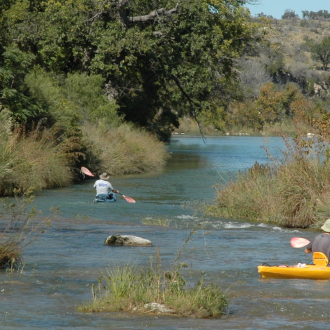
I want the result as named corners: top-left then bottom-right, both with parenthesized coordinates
top-left (241, 16), bottom-right (330, 97)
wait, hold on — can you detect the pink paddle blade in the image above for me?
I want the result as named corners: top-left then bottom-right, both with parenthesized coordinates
top-left (122, 194), bottom-right (136, 203)
top-left (290, 237), bottom-right (310, 248)
top-left (81, 167), bottom-right (94, 177)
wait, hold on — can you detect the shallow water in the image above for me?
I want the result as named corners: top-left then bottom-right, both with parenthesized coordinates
top-left (0, 136), bottom-right (327, 329)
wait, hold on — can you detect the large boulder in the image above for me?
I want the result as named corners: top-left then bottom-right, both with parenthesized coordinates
top-left (104, 235), bottom-right (152, 247)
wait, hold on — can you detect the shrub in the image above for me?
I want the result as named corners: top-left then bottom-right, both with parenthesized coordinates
top-left (61, 73), bottom-right (121, 126)
top-left (25, 70), bottom-right (80, 134)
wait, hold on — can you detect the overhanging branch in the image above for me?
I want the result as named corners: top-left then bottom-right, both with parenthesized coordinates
top-left (171, 74), bottom-right (206, 143)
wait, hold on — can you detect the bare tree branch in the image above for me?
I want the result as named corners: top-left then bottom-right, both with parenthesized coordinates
top-left (128, 7), bottom-right (178, 23)
top-left (87, 1), bottom-right (180, 28)
top-left (170, 74), bottom-right (206, 143)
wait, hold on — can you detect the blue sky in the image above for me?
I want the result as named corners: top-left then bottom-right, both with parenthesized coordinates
top-left (245, 0), bottom-right (330, 19)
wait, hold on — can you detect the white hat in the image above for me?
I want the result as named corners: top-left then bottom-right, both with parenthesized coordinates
top-left (99, 173), bottom-right (109, 180)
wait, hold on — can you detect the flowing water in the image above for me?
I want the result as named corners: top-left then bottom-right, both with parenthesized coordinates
top-left (0, 136), bottom-right (328, 330)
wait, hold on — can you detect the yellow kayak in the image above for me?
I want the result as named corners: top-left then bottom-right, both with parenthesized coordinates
top-left (258, 264), bottom-right (330, 280)
top-left (258, 252), bottom-right (330, 280)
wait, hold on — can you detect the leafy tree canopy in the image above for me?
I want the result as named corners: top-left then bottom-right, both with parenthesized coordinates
top-left (1, 0), bottom-right (261, 140)
top-left (281, 9), bottom-right (298, 20)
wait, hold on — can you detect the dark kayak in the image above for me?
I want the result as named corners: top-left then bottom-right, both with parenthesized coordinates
top-left (93, 193), bottom-right (116, 203)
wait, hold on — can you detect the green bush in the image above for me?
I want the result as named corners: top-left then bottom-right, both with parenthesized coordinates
top-left (25, 69), bottom-right (80, 133)
top-left (61, 73), bottom-right (121, 126)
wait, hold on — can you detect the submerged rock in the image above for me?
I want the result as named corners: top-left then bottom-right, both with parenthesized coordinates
top-left (104, 235), bottom-right (152, 247)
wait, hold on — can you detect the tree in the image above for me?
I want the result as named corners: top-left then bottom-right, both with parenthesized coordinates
top-left (281, 9), bottom-right (298, 20)
top-left (238, 59), bottom-right (271, 98)
top-left (311, 36), bottom-right (330, 71)
top-left (302, 10), bottom-right (330, 20)
top-left (2, 0), bottom-right (261, 140)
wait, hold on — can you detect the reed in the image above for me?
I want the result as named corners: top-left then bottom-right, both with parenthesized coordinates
top-left (208, 136), bottom-right (330, 228)
top-left (81, 123), bottom-right (168, 175)
top-left (0, 110), bottom-right (76, 196)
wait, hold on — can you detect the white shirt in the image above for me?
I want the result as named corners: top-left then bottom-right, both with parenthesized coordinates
top-left (93, 179), bottom-right (113, 195)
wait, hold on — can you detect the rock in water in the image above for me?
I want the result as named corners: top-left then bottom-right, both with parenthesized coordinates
top-left (104, 235), bottom-right (152, 246)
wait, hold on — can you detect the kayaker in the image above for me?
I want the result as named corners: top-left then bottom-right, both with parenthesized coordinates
top-left (304, 219), bottom-right (330, 260)
top-left (94, 172), bottom-right (120, 201)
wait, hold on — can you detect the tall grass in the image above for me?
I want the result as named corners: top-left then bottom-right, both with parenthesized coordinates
top-left (0, 110), bottom-right (77, 196)
top-left (81, 123), bottom-right (168, 175)
top-left (207, 136), bottom-right (330, 228)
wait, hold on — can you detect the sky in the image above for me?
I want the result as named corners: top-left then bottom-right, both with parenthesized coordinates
top-left (245, 0), bottom-right (330, 19)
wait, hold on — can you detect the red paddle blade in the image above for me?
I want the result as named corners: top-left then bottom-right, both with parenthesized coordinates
top-left (122, 195), bottom-right (136, 203)
top-left (290, 237), bottom-right (310, 248)
top-left (81, 167), bottom-right (94, 177)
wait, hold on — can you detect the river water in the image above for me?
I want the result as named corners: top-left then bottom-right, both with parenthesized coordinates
top-left (0, 136), bottom-right (328, 329)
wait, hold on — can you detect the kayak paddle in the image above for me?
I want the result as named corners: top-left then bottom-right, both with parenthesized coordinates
top-left (116, 192), bottom-right (136, 203)
top-left (80, 167), bottom-right (136, 203)
top-left (290, 237), bottom-right (310, 248)
top-left (81, 167), bottom-right (94, 177)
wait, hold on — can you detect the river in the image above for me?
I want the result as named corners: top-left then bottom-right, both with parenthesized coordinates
top-left (0, 136), bottom-right (328, 329)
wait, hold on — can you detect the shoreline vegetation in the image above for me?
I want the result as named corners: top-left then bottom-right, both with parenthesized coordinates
top-left (205, 131), bottom-right (330, 229)
top-left (173, 116), bottom-right (297, 137)
top-left (0, 108), bottom-right (168, 197)
top-left (81, 123), bottom-right (168, 176)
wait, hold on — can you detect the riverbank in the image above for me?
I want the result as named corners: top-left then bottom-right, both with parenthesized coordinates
top-left (206, 136), bottom-right (330, 229)
top-left (173, 116), bottom-right (297, 138)
top-left (0, 113), bottom-right (168, 196)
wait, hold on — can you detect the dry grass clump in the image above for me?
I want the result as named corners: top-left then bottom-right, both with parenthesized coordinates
top-left (79, 247), bottom-right (228, 318)
top-left (81, 123), bottom-right (168, 175)
top-left (0, 194), bottom-right (51, 269)
top-left (208, 136), bottom-right (330, 228)
top-left (0, 110), bottom-right (75, 196)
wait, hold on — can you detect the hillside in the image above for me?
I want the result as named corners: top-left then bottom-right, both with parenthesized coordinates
top-left (176, 15), bottom-right (330, 136)
top-left (253, 17), bottom-right (330, 92)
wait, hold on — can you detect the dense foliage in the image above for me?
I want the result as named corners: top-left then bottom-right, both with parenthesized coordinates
top-left (0, 0), bottom-right (258, 140)
top-left (302, 10), bottom-right (330, 20)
